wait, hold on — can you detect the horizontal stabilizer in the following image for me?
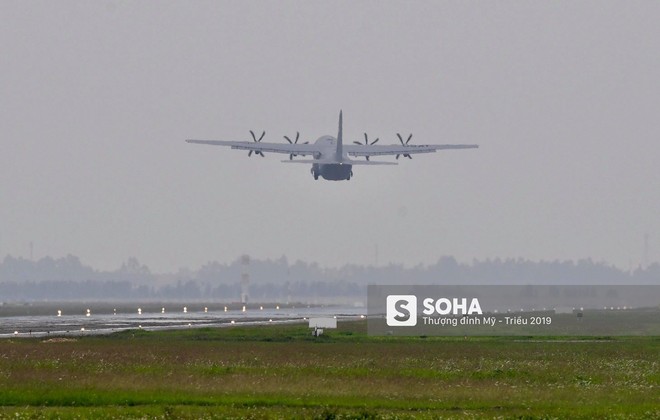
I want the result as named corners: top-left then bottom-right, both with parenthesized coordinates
top-left (346, 160), bottom-right (398, 166)
top-left (281, 159), bottom-right (335, 164)
top-left (281, 159), bottom-right (397, 166)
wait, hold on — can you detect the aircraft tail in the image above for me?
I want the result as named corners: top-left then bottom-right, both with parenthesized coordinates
top-left (336, 110), bottom-right (343, 162)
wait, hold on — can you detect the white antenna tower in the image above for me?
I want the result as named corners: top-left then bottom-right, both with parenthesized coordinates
top-left (286, 266), bottom-right (292, 304)
top-left (643, 233), bottom-right (649, 269)
top-left (240, 254), bottom-right (250, 304)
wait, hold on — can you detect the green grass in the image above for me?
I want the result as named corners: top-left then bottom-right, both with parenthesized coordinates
top-left (0, 321), bottom-right (658, 418)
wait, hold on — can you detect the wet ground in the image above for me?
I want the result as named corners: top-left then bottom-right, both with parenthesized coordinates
top-left (0, 303), bottom-right (366, 337)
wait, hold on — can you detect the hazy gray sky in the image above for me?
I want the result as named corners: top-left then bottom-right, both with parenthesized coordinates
top-left (1, 1), bottom-right (659, 272)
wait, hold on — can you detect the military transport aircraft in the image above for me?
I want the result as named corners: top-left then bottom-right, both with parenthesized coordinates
top-left (186, 111), bottom-right (478, 181)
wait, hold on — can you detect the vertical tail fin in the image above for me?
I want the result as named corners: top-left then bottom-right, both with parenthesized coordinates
top-left (336, 110), bottom-right (343, 162)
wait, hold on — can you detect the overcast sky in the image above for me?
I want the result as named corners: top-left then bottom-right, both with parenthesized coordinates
top-left (1, 1), bottom-right (659, 272)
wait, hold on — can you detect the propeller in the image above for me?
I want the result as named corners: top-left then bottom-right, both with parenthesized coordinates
top-left (396, 133), bottom-right (413, 159)
top-left (284, 131), bottom-right (309, 160)
top-left (248, 130), bottom-right (265, 157)
top-left (353, 132), bottom-right (379, 161)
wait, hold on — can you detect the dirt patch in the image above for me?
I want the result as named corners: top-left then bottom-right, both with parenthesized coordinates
top-left (41, 338), bottom-right (78, 343)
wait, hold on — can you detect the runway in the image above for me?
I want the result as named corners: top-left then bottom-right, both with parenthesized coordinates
top-left (0, 304), bottom-right (366, 338)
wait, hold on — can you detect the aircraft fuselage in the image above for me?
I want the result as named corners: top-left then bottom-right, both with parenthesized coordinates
top-left (310, 136), bottom-right (352, 181)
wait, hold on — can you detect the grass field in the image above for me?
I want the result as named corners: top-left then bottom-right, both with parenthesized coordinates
top-left (0, 321), bottom-right (658, 419)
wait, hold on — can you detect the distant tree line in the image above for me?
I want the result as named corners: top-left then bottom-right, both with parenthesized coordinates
top-left (0, 254), bottom-right (657, 302)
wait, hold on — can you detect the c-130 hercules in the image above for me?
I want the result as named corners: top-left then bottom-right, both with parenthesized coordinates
top-left (186, 111), bottom-right (478, 181)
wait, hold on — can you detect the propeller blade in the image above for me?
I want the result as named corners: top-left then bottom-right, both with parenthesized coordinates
top-left (249, 130), bottom-right (266, 156)
top-left (250, 130), bottom-right (265, 142)
top-left (361, 133), bottom-right (379, 160)
top-left (286, 132), bottom-right (303, 160)
top-left (396, 133), bottom-right (413, 158)
top-left (285, 132), bottom-right (301, 144)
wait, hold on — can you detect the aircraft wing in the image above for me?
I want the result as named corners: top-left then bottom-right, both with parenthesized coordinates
top-left (345, 143), bottom-right (479, 158)
top-left (185, 139), bottom-right (322, 156)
